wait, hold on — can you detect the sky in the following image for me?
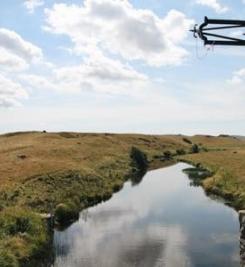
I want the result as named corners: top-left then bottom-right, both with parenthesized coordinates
top-left (1, 0), bottom-right (245, 135)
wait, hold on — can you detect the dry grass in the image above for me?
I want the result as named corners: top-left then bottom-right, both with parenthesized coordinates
top-left (0, 132), bottom-right (187, 189)
top-left (1, 132), bottom-right (244, 209)
top-left (180, 136), bottom-right (245, 209)
top-left (0, 132), bottom-right (194, 220)
top-left (1, 131), bottom-right (245, 266)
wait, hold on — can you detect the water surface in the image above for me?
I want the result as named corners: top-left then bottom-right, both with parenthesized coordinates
top-left (53, 163), bottom-right (239, 267)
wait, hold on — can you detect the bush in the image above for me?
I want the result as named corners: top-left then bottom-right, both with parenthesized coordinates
top-left (130, 147), bottom-right (148, 172)
top-left (176, 149), bottom-right (186, 155)
top-left (191, 144), bottom-right (199, 154)
top-left (183, 138), bottom-right (192, 144)
top-left (0, 208), bottom-right (49, 266)
top-left (8, 217), bottom-right (31, 235)
top-left (0, 249), bottom-right (18, 267)
top-left (163, 151), bottom-right (172, 160)
top-left (54, 203), bottom-right (79, 225)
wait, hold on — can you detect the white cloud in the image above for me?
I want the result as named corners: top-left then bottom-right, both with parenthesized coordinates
top-left (19, 53), bottom-right (149, 95)
top-left (0, 74), bottom-right (28, 107)
top-left (19, 73), bottom-right (57, 91)
top-left (44, 0), bottom-right (193, 66)
top-left (0, 48), bottom-right (28, 72)
top-left (24, 0), bottom-right (44, 14)
top-left (228, 68), bottom-right (245, 85)
top-left (0, 28), bottom-right (43, 63)
top-left (196, 0), bottom-right (228, 14)
top-left (0, 28), bottom-right (44, 107)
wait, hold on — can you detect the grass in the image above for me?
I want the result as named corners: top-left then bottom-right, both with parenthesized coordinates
top-left (0, 131), bottom-right (245, 266)
top-left (0, 207), bottom-right (51, 267)
top-left (179, 136), bottom-right (245, 209)
top-left (0, 131), bottom-right (190, 266)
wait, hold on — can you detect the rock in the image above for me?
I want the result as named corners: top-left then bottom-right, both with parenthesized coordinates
top-left (17, 154), bottom-right (27, 159)
top-left (38, 213), bottom-right (54, 228)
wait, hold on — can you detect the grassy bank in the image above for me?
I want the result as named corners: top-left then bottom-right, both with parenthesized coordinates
top-left (0, 132), bottom-right (245, 266)
top-left (0, 132), bottom-right (190, 266)
top-left (0, 208), bottom-right (52, 267)
top-left (179, 136), bottom-right (245, 210)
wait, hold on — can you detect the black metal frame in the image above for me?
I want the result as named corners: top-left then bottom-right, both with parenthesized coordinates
top-left (191, 16), bottom-right (245, 46)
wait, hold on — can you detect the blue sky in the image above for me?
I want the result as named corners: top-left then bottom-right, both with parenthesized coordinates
top-left (1, 0), bottom-right (245, 135)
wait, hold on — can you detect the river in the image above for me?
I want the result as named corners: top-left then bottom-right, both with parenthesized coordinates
top-left (52, 163), bottom-right (240, 267)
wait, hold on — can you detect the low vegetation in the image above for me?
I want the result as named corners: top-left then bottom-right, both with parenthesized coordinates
top-left (190, 144), bottom-right (199, 154)
top-left (0, 132), bottom-right (245, 265)
top-left (54, 203), bottom-right (79, 225)
top-left (130, 146), bottom-right (148, 172)
top-left (183, 167), bottom-right (214, 186)
top-left (179, 135), bottom-right (245, 209)
top-left (0, 208), bottom-right (51, 267)
top-left (176, 149), bottom-right (186, 155)
top-left (0, 132), bottom-right (189, 266)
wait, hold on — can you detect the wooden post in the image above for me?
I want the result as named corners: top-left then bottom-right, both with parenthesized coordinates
top-left (239, 210), bottom-right (245, 267)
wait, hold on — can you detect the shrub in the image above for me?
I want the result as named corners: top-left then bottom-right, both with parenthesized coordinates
top-left (176, 149), bottom-right (186, 155)
top-left (219, 134), bottom-right (230, 138)
top-left (183, 167), bottom-right (213, 187)
top-left (54, 203), bottom-right (79, 225)
top-left (8, 217), bottom-right (31, 235)
top-left (0, 249), bottom-right (18, 267)
top-left (191, 144), bottom-right (199, 154)
top-left (0, 208), bottom-right (46, 237)
top-left (130, 147), bottom-right (148, 172)
top-left (0, 208), bottom-right (49, 266)
top-left (163, 151), bottom-right (172, 160)
top-left (183, 138), bottom-right (192, 144)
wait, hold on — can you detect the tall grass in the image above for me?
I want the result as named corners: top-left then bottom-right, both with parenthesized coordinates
top-left (0, 207), bottom-right (50, 267)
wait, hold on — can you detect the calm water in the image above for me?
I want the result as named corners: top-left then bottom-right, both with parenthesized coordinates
top-left (53, 163), bottom-right (240, 267)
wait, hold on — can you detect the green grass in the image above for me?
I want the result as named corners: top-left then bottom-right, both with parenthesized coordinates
top-left (0, 207), bottom-right (51, 267)
top-left (1, 132), bottom-right (245, 265)
top-left (179, 142), bottom-right (245, 209)
top-left (0, 132), bottom-right (191, 266)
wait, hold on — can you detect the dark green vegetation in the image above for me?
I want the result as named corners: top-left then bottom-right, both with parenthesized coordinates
top-left (191, 144), bottom-right (199, 154)
top-left (0, 208), bottom-right (52, 267)
top-left (183, 167), bottom-right (213, 186)
top-left (130, 146), bottom-right (148, 172)
top-left (0, 132), bottom-right (245, 266)
top-left (129, 146), bottom-right (149, 185)
top-left (179, 135), bottom-right (245, 209)
top-left (54, 203), bottom-right (79, 225)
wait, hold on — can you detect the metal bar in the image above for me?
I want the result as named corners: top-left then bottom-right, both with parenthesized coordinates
top-left (206, 17), bottom-right (245, 25)
top-left (203, 25), bottom-right (245, 31)
top-left (205, 40), bottom-right (245, 46)
top-left (203, 32), bottom-right (245, 42)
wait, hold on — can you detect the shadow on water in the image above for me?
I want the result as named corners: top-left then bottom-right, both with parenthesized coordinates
top-left (130, 169), bottom-right (147, 186)
top-left (182, 167), bottom-right (213, 187)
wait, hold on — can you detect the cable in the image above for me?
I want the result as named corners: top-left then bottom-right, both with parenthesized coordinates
top-left (195, 36), bottom-right (212, 60)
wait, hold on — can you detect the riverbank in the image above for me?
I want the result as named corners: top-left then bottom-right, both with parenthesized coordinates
top-left (52, 162), bottom-right (240, 267)
top-left (179, 144), bottom-right (245, 210)
top-left (0, 132), bottom-right (188, 266)
top-left (0, 132), bottom-right (244, 266)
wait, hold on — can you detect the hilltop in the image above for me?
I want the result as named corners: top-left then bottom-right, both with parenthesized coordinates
top-left (1, 131), bottom-right (244, 211)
